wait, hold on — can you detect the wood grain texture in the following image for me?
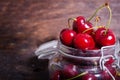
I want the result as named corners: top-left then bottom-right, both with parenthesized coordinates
top-left (0, 0), bottom-right (120, 80)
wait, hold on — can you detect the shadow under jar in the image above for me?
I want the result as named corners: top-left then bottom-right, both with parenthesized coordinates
top-left (35, 40), bottom-right (120, 80)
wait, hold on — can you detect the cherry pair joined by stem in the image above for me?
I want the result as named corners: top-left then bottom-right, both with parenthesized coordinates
top-left (60, 3), bottom-right (116, 50)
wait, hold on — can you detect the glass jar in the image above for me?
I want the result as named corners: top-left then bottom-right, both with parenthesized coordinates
top-left (35, 40), bottom-right (120, 80)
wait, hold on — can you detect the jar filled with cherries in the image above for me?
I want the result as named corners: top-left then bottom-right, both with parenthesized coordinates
top-left (35, 3), bottom-right (120, 80)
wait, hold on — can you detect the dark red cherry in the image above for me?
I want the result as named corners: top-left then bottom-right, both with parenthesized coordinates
top-left (95, 27), bottom-right (116, 47)
top-left (60, 28), bottom-right (76, 46)
top-left (73, 33), bottom-right (95, 50)
top-left (73, 16), bottom-right (93, 34)
top-left (107, 66), bottom-right (116, 77)
top-left (105, 57), bottom-right (115, 66)
top-left (101, 70), bottom-right (111, 80)
top-left (101, 66), bottom-right (116, 80)
top-left (62, 64), bottom-right (78, 78)
top-left (51, 70), bottom-right (62, 80)
top-left (82, 73), bottom-right (97, 80)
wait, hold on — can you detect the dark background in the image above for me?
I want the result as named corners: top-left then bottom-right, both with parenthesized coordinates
top-left (0, 0), bottom-right (120, 80)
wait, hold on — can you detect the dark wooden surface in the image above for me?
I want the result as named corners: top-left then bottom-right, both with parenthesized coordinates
top-left (0, 0), bottom-right (120, 80)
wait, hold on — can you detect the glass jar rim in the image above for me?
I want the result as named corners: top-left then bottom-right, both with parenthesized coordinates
top-left (58, 40), bottom-right (119, 59)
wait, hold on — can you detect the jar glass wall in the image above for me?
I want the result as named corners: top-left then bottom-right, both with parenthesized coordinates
top-left (35, 40), bottom-right (120, 80)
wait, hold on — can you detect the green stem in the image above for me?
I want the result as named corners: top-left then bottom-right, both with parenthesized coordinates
top-left (83, 16), bottom-right (101, 33)
top-left (95, 20), bottom-right (98, 28)
top-left (95, 16), bottom-right (101, 27)
top-left (82, 27), bottom-right (93, 33)
top-left (87, 3), bottom-right (107, 22)
top-left (106, 5), bottom-right (112, 29)
top-left (104, 4), bottom-right (112, 34)
top-left (66, 71), bottom-right (88, 80)
top-left (68, 18), bottom-right (77, 29)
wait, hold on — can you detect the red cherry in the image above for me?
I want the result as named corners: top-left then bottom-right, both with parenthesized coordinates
top-left (95, 27), bottom-right (116, 47)
top-left (73, 33), bottom-right (95, 50)
top-left (105, 57), bottom-right (115, 66)
top-left (73, 16), bottom-right (85, 30)
top-left (107, 66), bottom-right (116, 77)
top-left (82, 21), bottom-right (93, 34)
top-left (62, 64), bottom-right (78, 78)
top-left (51, 70), bottom-right (62, 80)
top-left (101, 70), bottom-right (111, 79)
top-left (94, 27), bottom-right (105, 41)
top-left (82, 73), bottom-right (97, 80)
top-left (73, 16), bottom-right (93, 34)
top-left (108, 67), bottom-right (116, 77)
top-left (101, 66), bottom-right (116, 80)
top-left (60, 28), bottom-right (76, 46)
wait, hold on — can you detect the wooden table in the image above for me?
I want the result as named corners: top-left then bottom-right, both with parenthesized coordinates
top-left (0, 0), bottom-right (120, 80)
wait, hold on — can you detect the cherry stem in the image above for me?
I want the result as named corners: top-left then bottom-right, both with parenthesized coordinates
top-left (102, 3), bottom-right (112, 35)
top-left (83, 16), bottom-right (101, 33)
top-left (87, 3), bottom-right (107, 22)
top-left (68, 18), bottom-right (77, 29)
top-left (105, 4), bottom-right (112, 34)
top-left (95, 16), bottom-right (101, 27)
top-left (82, 27), bottom-right (93, 33)
top-left (66, 71), bottom-right (88, 80)
top-left (107, 5), bottom-right (112, 28)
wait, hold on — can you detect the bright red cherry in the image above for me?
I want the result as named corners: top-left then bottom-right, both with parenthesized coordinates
top-left (60, 28), bottom-right (76, 46)
top-left (73, 16), bottom-right (85, 31)
top-left (73, 16), bottom-right (93, 34)
top-left (83, 22), bottom-right (93, 34)
top-left (73, 33), bottom-right (95, 50)
top-left (62, 64), bottom-right (78, 78)
top-left (95, 27), bottom-right (116, 47)
top-left (82, 73), bottom-right (97, 80)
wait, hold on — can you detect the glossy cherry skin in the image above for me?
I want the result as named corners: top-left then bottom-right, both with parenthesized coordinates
top-left (101, 70), bottom-right (111, 80)
top-left (105, 57), bottom-right (115, 66)
top-left (73, 33), bottom-right (95, 50)
top-left (107, 66), bottom-right (116, 77)
top-left (73, 16), bottom-right (93, 34)
top-left (73, 16), bottom-right (85, 31)
top-left (51, 70), bottom-right (62, 80)
top-left (82, 73), bottom-right (97, 80)
top-left (62, 64), bottom-right (78, 78)
top-left (101, 66), bottom-right (116, 80)
top-left (60, 28), bottom-right (76, 46)
top-left (83, 22), bottom-right (93, 34)
top-left (95, 27), bottom-right (116, 47)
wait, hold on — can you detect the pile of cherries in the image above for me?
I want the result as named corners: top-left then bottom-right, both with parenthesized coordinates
top-left (50, 3), bottom-right (118, 80)
top-left (51, 63), bottom-right (117, 80)
top-left (60, 9), bottom-right (116, 51)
